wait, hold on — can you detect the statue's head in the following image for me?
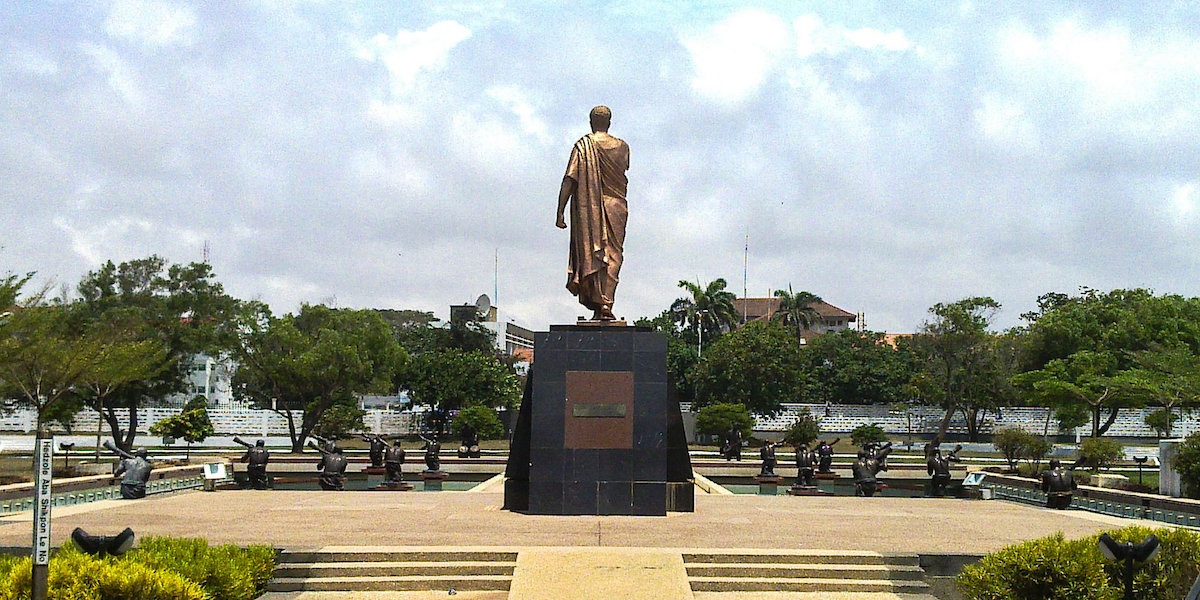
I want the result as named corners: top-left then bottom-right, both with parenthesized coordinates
top-left (135, 448), bottom-right (149, 459)
top-left (1049, 458), bottom-right (1061, 469)
top-left (256, 440), bottom-right (265, 447)
top-left (332, 445), bottom-right (343, 454)
top-left (589, 105), bottom-right (611, 132)
top-left (857, 449), bottom-right (869, 459)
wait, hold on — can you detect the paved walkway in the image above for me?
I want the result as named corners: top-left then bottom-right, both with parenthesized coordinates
top-left (0, 489), bottom-right (1147, 553)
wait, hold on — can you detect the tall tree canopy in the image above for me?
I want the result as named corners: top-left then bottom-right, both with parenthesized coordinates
top-left (771, 286), bottom-right (823, 339)
top-left (799, 329), bottom-right (916, 405)
top-left (907, 297), bottom-right (1006, 439)
top-left (670, 279), bottom-right (739, 351)
top-left (72, 256), bottom-right (239, 450)
top-left (232, 303), bottom-right (405, 452)
top-left (1015, 289), bottom-right (1200, 437)
top-left (689, 321), bottom-right (806, 416)
top-left (399, 349), bottom-right (521, 417)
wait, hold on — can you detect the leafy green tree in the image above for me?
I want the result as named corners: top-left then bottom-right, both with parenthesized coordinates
top-left (850, 424), bottom-right (889, 447)
top-left (73, 256), bottom-right (240, 450)
top-left (0, 305), bottom-right (106, 433)
top-left (453, 405), bottom-right (504, 440)
top-left (232, 303), bottom-right (404, 453)
top-left (690, 321), bottom-right (806, 416)
top-left (311, 402), bottom-right (366, 441)
top-left (1110, 344), bottom-right (1200, 438)
top-left (1018, 288), bottom-right (1200, 438)
top-left (1077, 436), bottom-right (1124, 472)
top-left (799, 329), bottom-right (917, 405)
top-left (1012, 350), bottom-right (1136, 438)
top-left (771, 286), bottom-right (823, 338)
top-left (993, 427), bottom-right (1042, 471)
top-left (1145, 409), bottom-right (1180, 438)
top-left (782, 414), bottom-right (821, 449)
top-left (694, 402), bottom-right (753, 439)
top-left (400, 349), bottom-right (520, 415)
top-left (907, 297), bottom-right (1008, 439)
top-left (149, 404), bottom-right (214, 458)
top-left (1175, 431), bottom-right (1200, 498)
top-left (670, 279), bottom-right (739, 352)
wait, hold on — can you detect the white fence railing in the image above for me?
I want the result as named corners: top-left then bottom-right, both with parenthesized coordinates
top-left (0, 407), bottom-right (422, 436)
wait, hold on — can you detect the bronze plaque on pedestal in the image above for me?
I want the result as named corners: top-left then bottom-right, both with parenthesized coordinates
top-left (564, 370), bottom-right (633, 449)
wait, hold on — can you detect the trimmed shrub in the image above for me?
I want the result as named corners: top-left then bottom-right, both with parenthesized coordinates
top-left (452, 405), bottom-right (504, 440)
top-left (0, 543), bottom-right (207, 600)
top-left (957, 526), bottom-right (1200, 600)
top-left (849, 424), bottom-right (888, 448)
top-left (695, 402), bottom-right (753, 439)
top-left (1175, 431), bottom-right (1200, 498)
top-left (783, 414), bottom-right (820, 448)
top-left (129, 536), bottom-right (276, 600)
top-left (0, 537), bottom-right (275, 600)
top-left (1078, 437), bottom-right (1124, 471)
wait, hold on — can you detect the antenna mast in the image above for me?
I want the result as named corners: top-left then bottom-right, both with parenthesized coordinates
top-left (202, 240), bottom-right (210, 264)
top-left (742, 231), bottom-right (748, 323)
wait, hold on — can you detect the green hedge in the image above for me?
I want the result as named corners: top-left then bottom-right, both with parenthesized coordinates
top-left (0, 536), bottom-right (275, 600)
top-left (957, 526), bottom-right (1200, 600)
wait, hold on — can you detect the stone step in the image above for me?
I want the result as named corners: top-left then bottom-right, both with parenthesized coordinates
top-left (689, 576), bottom-right (932, 594)
top-left (684, 551), bottom-right (920, 566)
top-left (685, 563), bottom-right (925, 580)
top-left (277, 550), bottom-right (517, 563)
top-left (266, 575), bottom-right (512, 592)
top-left (274, 560), bottom-right (517, 578)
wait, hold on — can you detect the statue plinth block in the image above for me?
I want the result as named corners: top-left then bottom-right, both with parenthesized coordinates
top-left (504, 325), bottom-right (693, 515)
top-left (363, 466), bottom-right (387, 475)
top-left (420, 470), bottom-right (449, 480)
top-left (815, 472), bottom-right (841, 479)
top-left (755, 475), bottom-right (783, 496)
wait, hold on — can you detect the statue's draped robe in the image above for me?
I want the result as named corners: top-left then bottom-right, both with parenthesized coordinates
top-left (564, 133), bottom-right (630, 311)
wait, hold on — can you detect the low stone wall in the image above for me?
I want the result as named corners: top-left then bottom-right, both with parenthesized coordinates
top-left (981, 473), bottom-right (1200, 525)
top-left (0, 464), bottom-right (211, 513)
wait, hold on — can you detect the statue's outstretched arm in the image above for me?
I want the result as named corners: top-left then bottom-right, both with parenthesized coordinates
top-left (102, 440), bottom-right (135, 461)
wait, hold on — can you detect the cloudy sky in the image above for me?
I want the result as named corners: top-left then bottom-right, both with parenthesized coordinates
top-left (4, 1), bottom-right (1200, 333)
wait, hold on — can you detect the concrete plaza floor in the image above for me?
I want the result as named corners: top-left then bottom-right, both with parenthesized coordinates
top-left (0, 488), bottom-right (1147, 553)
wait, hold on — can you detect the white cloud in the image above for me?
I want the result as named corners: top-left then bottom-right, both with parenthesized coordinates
top-left (794, 14), bottom-right (916, 58)
top-left (79, 42), bottom-right (144, 106)
top-left (54, 216), bottom-right (155, 264)
top-left (682, 9), bottom-right (791, 104)
top-left (1172, 182), bottom-right (1198, 222)
top-left (356, 20), bottom-right (472, 95)
top-left (105, 0), bottom-right (197, 48)
top-left (486, 85), bottom-right (550, 143)
top-left (974, 95), bottom-right (1038, 151)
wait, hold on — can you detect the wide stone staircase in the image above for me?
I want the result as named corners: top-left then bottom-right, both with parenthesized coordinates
top-left (684, 550), bottom-right (932, 595)
top-left (265, 547), bottom-right (938, 598)
top-left (266, 548), bottom-right (517, 593)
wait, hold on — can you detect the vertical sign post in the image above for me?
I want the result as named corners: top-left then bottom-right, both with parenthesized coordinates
top-left (31, 434), bottom-right (52, 600)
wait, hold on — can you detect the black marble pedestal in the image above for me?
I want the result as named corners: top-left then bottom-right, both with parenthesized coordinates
top-left (503, 324), bottom-right (693, 515)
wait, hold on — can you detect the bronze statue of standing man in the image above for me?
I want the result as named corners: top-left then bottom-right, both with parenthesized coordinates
top-left (557, 105), bottom-right (630, 321)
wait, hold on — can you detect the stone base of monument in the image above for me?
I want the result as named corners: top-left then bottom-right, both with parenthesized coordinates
top-left (371, 481), bottom-right (414, 491)
top-left (363, 466), bottom-right (387, 475)
top-left (787, 485), bottom-right (830, 496)
top-left (815, 472), bottom-right (841, 480)
top-left (755, 474), bottom-right (784, 495)
top-left (420, 470), bottom-right (449, 491)
top-left (503, 325), bottom-right (694, 515)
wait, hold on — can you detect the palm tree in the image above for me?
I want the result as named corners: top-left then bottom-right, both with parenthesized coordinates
top-left (772, 286), bottom-right (823, 339)
top-left (670, 279), bottom-right (739, 351)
